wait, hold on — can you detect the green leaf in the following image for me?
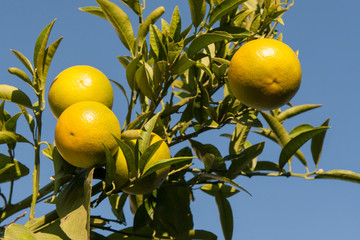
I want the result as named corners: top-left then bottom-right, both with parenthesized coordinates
top-left (187, 32), bottom-right (233, 59)
top-left (56, 169), bottom-right (94, 240)
top-left (10, 50), bottom-right (34, 75)
top-left (225, 142), bottom-right (265, 179)
top-left (201, 182), bottom-right (239, 198)
top-left (4, 224), bottom-right (36, 240)
top-left (97, 0), bottom-right (135, 54)
top-left (18, 105), bottom-right (35, 133)
top-left (188, 0), bottom-right (206, 28)
top-left (229, 123), bottom-right (250, 155)
top-left (311, 119), bottom-right (330, 168)
top-left (279, 126), bottom-right (330, 169)
top-left (114, 136), bottom-right (136, 178)
top-left (79, 6), bottom-right (107, 19)
top-left (110, 79), bottom-right (129, 105)
top-left (8, 67), bottom-right (33, 87)
top-left (42, 36), bottom-right (63, 81)
top-left (137, 7), bottom-right (165, 46)
top-left (135, 64), bottom-right (154, 100)
top-left (208, 0), bottom-right (247, 27)
top-left (171, 52), bottom-right (195, 75)
top-left (108, 193), bottom-right (127, 223)
top-left (0, 84), bottom-right (33, 109)
top-left (0, 153), bottom-right (29, 183)
top-left (315, 170), bottom-right (360, 184)
top-left (126, 55), bottom-right (141, 90)
top-left (104, 143), bottom-right (116, 189)
top-left (181, 229), bottom-right (218, 240)
top-left (215, 192), bottom-right (233, 240)
top-left (141, 156), bottom-right (195, 178)
top-left (5, 112), bottom-right (22, 132)
top-left (169, 6), bottom-right (182, 42)
top-left (289, 124), bottom-right (314, 138)
top-left (153, 186), bottom-right (193, 236)
top-left (260, 111), bottom-right (290, 146)
top-left (0, 130), bottom-right (32, 145)
top-left (201, 173), bottom-right (251, 196)
top-left (140, 112), bottom-right (161, 149)
top-left (190, 140), bottom-right (226, 172)
top-left (276, 104), bottom-right (322, 122)
top-left (119, 0), bottom-right (141, 15)
top-left (138, 140), bottom-right (162, 172)
top-left (254, 161), bottom-right (282, 172)
top-left (34, 19), bottom-right (56, 81)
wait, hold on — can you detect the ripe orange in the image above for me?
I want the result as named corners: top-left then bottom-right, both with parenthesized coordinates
top-left (48, 65), bottom-right (113, 118)
top-left (113, 130), bottom-right (171, 195)
top-left (227, 38), bottom-right (302, 110)
top-left (55, 101), bottom-right (121, 168)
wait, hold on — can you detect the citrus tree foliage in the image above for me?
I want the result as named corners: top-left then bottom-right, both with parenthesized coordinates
top-left (1, 0), bottom-right (360, 239)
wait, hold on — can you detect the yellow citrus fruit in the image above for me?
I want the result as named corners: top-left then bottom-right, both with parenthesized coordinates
top-left (55, 101), bottom-right (121, 168)
top-left (227, 38), bottom-right (302, 110)
top-left (48, 65), bottom-right (113, 118)
top-left (113, 130), bottom-right (171, 195)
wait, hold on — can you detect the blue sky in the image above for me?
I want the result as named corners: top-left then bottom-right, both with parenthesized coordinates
top-left (1, 1), bottom-right (360, 239)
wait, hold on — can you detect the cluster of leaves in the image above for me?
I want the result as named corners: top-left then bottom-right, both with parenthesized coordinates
top-left (2, 0), bottom-right (360, 240)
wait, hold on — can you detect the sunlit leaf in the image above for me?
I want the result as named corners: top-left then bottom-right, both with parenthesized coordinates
top-left (208, 0), bottom-right (247, 27)
top-left (119, 0), bottom-right (141, 15)
top-left (10, 49), bottom-right (34, 75)
top-left (79, 6), bottom-right (107, 19)
top-left (315, 170), bottom-right (360, 184)
top-left (114, 136), bottom-right (136, 178)
top-left (276, 104), bottom-right (322, 122)
top-left (137, 7), bottom-right (165, 46)
top-left (135, 64), bottom-right (154, 100)
top-left (4, 224), bottom-right (36, 240)
top-left (126, 55), bottom-right (141, 90)
top-left (311, 118), bottom-right (330, 168)
top-left (188, 0), bottom-right (206, 28)
top-left (8, 67), bottom-right (33, 87)
top-left (138, 140), bottom-right (162, 172)
top-left (171, 52), bottom-right (195, 75)
top-left (0, 84), bottom-right (33, 109)
top-left (97, 0), bottom-right (135, 54)
top-left (279, 126), bottom-right (329, 169)
top-left (201, 183), bottom-right (239, 198)
top-left (169, 6), bottom-right (182, 42)
top-left (43, 37), bottom-right (63, 81)
top-left (0, 130), bottom-right (32, 145)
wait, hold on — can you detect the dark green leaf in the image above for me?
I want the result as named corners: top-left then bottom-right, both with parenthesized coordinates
top-left (8, 67), bottom-right (33, 87)
top-left (311, 118), bottom-right (330, 168)
top-left (201, 183), bottom-right (239, 198)
top-left (279, 126), bottom-right (329, 169)
top-left (10, 49), bottom-right (34, 75)
top-left (141, 156), bottom-right (195, 178)
top-left (180, 229), bottom-right (218, 240)
top-left (79, 6), bottom-right (107, 19)
top-left (137, 7), bottom-right (165, 46)
top-left (254, 161), bottom-right (282, 172)
top-left (276, 104), bottom-right (322, 122)
top-left (187, 32), bottom-right (233, 59)
top-left (108, 193), bottom-right (127, 223)
top-left (0, 153), bottom-right (29, 183)
top-left (215, 192), bottom-right (233, 240)
top-left (208, 0), bottom-right (247, 27)
top-left (154, 186), bottom-right (193, 236)
top-left (201, 173), bottom-right (251, 196)
top-left (0, 84), bottom-right (33, 109)
top-left (188, 0), bottom-right (206, 28)
top-left (225, 142), bottom-right (265, 179)
top-left (97, 0), bottom-right (135, 54)
top-left (119, 0), bottom-right (141, 15)
top-left (315, 170), bottom-right (360, 184)
top-left (133, 202), bottom-right (152, 231)
top-left (18, 105), bottom-right (35, 133)
top-left (190, 140), bottom-right (225, 172)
